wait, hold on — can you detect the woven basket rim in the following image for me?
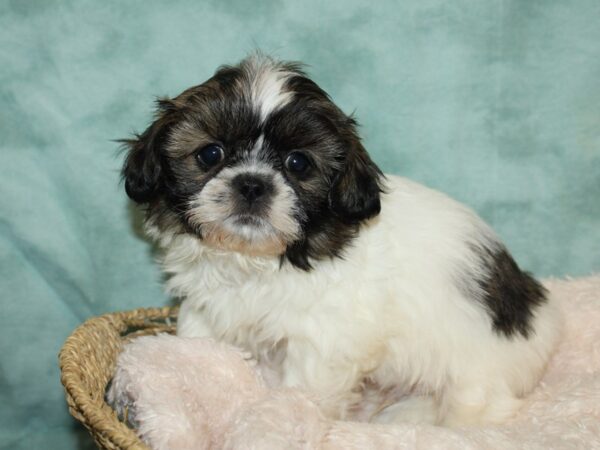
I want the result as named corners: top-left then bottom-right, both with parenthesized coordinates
top-left (59, 306), bottom-right (178, 450)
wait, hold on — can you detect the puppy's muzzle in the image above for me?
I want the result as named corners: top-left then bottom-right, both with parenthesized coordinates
top-left (231, 173), bottom-right (274, 213)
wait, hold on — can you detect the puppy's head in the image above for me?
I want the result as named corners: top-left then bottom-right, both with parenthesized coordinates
top-left (123, 54), bottom-right (382, 269)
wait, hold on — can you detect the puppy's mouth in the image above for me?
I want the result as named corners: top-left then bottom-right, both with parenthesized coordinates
top-left (196, 213), bottom-right (289, 257)
top-left (231, 213), bottom-right (267, 227)
top-left (222, 212), bottom-right (280, 240)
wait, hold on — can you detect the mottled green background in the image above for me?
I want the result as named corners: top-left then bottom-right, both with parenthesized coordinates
top-left (0, 0), bottom-right (598, 448)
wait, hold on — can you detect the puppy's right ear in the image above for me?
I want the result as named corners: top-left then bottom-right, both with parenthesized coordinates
top-left (122, 99), bottom-right (178, 204)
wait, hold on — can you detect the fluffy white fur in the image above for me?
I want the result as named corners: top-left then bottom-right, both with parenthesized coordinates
top-left (107, 275), bottom-right (599, 449)
top-left (245, 56), bottom-right (293, 123)
top-left (150, 175), bottom-right (562, 425)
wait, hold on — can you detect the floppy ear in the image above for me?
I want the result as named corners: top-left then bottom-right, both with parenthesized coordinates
top-left (329, 138), bottom-right (383, 224)
top-left (122, 100), bottom-right (178, 204)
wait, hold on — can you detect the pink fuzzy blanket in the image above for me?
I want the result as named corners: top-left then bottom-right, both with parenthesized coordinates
top-left (108, 276), bottom-right (600, 449)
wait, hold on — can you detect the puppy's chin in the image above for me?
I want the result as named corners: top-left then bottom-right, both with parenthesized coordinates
top-left (199, 218), bottom-right (289, 257)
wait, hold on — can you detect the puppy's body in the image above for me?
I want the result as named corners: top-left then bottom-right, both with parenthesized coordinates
top-left (124, 54), bottom-right (561, 426)
top-left (149, 174), bottom-right (560, 425)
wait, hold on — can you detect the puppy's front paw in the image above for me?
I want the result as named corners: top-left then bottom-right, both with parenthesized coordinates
top-left (105, 373), bottom-right (139, 428)
top-left (372, 395), bottom-right (439, 425)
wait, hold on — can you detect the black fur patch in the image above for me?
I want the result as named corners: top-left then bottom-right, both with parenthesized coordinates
top-left (475, 245), bottom-right (548, 338)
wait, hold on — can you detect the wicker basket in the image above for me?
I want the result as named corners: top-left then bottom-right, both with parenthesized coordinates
top-left (59, 307), bottom-right (178, 450)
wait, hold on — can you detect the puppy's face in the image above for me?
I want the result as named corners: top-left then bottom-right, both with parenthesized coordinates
top-left (123, 55), bottom-right (382, 269)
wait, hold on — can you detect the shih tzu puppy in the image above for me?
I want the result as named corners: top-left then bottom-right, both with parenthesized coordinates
top-left (122, 54), bottom-right (561, 426)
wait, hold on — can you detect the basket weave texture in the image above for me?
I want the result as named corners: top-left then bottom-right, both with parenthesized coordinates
top-left (59, 307), bottom-right (178, 450)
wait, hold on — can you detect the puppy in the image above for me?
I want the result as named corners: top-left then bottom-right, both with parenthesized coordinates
top-left (122, 54), bottom-right (561, 426)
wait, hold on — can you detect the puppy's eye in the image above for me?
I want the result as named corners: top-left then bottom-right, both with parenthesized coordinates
top-left (196, 144), bottom-right (224, 167)
top-left (285, 152), bottom-right (310, 174)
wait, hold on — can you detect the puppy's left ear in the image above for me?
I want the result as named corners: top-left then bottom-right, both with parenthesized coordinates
top-left (329, 135), bottom-right (383, 224)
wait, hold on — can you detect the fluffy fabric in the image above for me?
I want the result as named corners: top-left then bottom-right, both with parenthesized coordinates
top-left (108, 276), bottom-right (600, 449)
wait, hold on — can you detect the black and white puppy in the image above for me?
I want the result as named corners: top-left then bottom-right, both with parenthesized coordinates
top-left (122, 54), bottom-right (561, 426)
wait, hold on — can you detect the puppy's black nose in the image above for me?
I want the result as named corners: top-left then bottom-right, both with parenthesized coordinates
top-left (232, 174), bottom-right (270, 204)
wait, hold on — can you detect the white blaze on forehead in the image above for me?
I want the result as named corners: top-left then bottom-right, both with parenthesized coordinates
top-left (250, 134), bottom-right (265, 156)
top-left (246, 58), bottom-right (293, 123)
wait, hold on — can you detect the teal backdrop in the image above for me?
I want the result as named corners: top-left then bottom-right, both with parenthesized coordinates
top-left (0, 0), bottom-right (598, 448)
